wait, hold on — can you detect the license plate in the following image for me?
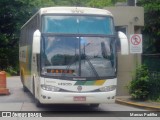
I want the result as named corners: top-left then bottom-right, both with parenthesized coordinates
top-left (74, 96), bottom-right (86, 101)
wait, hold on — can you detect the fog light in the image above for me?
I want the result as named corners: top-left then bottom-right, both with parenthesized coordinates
top-left (42, 95), bottom-right (46, 99)
top-left (48, 97), bottom-right (51, 99)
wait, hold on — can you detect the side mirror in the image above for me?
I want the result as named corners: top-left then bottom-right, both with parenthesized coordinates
top-left (117, 31), bottom-right (129, 55)
top-left (33, 30), bottom-right (41, 54)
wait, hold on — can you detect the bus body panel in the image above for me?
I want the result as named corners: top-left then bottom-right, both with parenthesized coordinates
top-left (43, 78), bottom-right (117, 92)
top-left (35, 77), bottom-right (117, 104)
top-left (19, 7), bottom-right (119, 106)
top-left (39, 89), bottom-right (116, 104)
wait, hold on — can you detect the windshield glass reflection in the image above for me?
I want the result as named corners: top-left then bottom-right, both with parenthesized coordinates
top-left (41, 35), bottom-right (116, 80)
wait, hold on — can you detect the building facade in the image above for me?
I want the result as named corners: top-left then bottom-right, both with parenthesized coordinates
top-left (105, 6), bottom-right (144, 95)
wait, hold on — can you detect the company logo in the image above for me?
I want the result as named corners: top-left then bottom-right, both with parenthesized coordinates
top-left (2, 112), bottom-right (12, 117)
top-left (77, 86), bottom-right (82, 92)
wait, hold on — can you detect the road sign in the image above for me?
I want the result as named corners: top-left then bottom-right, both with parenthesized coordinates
top-left (130, 34), bottom-right (142, 53)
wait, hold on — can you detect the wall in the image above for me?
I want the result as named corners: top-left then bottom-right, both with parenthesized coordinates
top-left (105, 6), bottom-right (144, 95)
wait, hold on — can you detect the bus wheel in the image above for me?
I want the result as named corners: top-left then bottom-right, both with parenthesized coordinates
top-left (20, 72), bottom-right (28, 92)
top-left (33, 80), bottom-right (42, 107)
top-left (23, 86), bottom-right (28, 92)
top-left (90, 104), bottom-right (99, 108)
top-left (35, 98), bottom-right (43, 107)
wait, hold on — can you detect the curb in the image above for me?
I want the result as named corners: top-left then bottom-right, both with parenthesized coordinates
top-left (116, 99), bottom-right (160, 111)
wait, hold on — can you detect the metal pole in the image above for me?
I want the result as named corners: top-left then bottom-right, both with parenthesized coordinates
top-left (78, 37), bottom-right (81, 76)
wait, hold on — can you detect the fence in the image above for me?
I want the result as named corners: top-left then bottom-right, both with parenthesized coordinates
top-left (142, 54), bottom-right (160, 100)
top-left (148, 71), bottom-right (160, 99)
top-left (142, 54), bottom-right (160, 71)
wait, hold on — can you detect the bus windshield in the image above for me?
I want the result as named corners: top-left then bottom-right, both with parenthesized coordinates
top-left (42, 15), bottom-right (114, 35)
top-left (41, 35), bottom-right (116, 80)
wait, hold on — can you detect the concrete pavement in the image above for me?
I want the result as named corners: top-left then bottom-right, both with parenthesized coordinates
top-left (1, 96), bottom-right (159, 111)
top-left (1, 76), bottom-right (160, 111)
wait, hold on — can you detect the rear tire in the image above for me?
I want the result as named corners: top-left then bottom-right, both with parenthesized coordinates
top-left (20, 72), bottom-right (29, 92)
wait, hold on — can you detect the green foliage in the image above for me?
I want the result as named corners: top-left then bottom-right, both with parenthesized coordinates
top-left (0, 0), bottom-right (55, 72)
top-left (53, 0), bottom-right (90, 6)
top-left (0, 0), bottom-right (131, 74)
top-left (52, 0), bottom-right (118, 7)
top-left (0, 0), bottom-right (118, 73)
top-left (87, 0), bottom-right (112, 8)
top-left (128, 64), bottom-right (160, 101)
top-left (148, 71), bottom-right (160, 101)
top-left (154, 97), bottom-right (160, 102)
top-left (5, 66), bottom-right (18, 76)
top-left (128, 65), bottom-right (150, 100)
top-left (138, 0), bottom-right (160, 101)
top-left (137, 0), bottom-right (160, 53)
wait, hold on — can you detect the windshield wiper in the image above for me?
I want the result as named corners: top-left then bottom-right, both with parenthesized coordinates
top-left (61, 36), bottom-right (100, 79)
top-left (62, 54), bottom-right (100, 79)
top-left (83, 55), bottom-right (100, 79)
top-left (61, 54), bottom-right (78, 78)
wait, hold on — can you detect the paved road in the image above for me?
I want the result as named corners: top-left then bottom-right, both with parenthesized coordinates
top-left (0, 76), bottom-right (159, 120)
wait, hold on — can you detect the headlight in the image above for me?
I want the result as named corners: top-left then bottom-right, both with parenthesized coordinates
top-left (41, 84), bottom-right (60, 92)
top-left (99, 85), bottom-right (116, 92)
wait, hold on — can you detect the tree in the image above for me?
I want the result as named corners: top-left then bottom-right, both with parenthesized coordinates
top-left (52, 0), bottom-right (124, 7)
top-left (0, 0), bottom-right (127, 73)
top-left (52, 0), bottom-right (90, 6)
top-left (87, 0), bottom-right (112, 8)
top-left (137, 0), bottom-right (160, 53)
top-left (0, 0), bottom-right (54, 73)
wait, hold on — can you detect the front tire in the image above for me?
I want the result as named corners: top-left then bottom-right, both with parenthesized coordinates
top-left (90, 104), bottom-right (99, 108)
top-left (33, 80), bottom-right (43, 107)
top-left (35, 98), bottom-right (43, 107)
top-left (23, 85), bottom-right (28, 92)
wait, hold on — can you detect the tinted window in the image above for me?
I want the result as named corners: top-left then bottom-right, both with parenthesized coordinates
top-left (42, 15), bottom-right (114, 35)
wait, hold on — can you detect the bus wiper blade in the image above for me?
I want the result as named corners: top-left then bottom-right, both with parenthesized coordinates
top-left (61, 55), bottom-right (78, 78)
top-left (84, 55), bottom-right (100, 79)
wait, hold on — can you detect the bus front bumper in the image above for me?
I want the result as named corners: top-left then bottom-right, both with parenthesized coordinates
top-left (38, 89), bottom-right (116, 104)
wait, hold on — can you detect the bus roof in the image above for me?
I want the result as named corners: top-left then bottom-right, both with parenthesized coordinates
top-left (39, 7), bottom-right (113, 16)
top-left (21, 7), bottom-right (113, 29)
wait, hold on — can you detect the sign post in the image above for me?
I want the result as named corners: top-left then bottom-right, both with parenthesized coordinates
top-left (130, 34), bottom-right (142, 54)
